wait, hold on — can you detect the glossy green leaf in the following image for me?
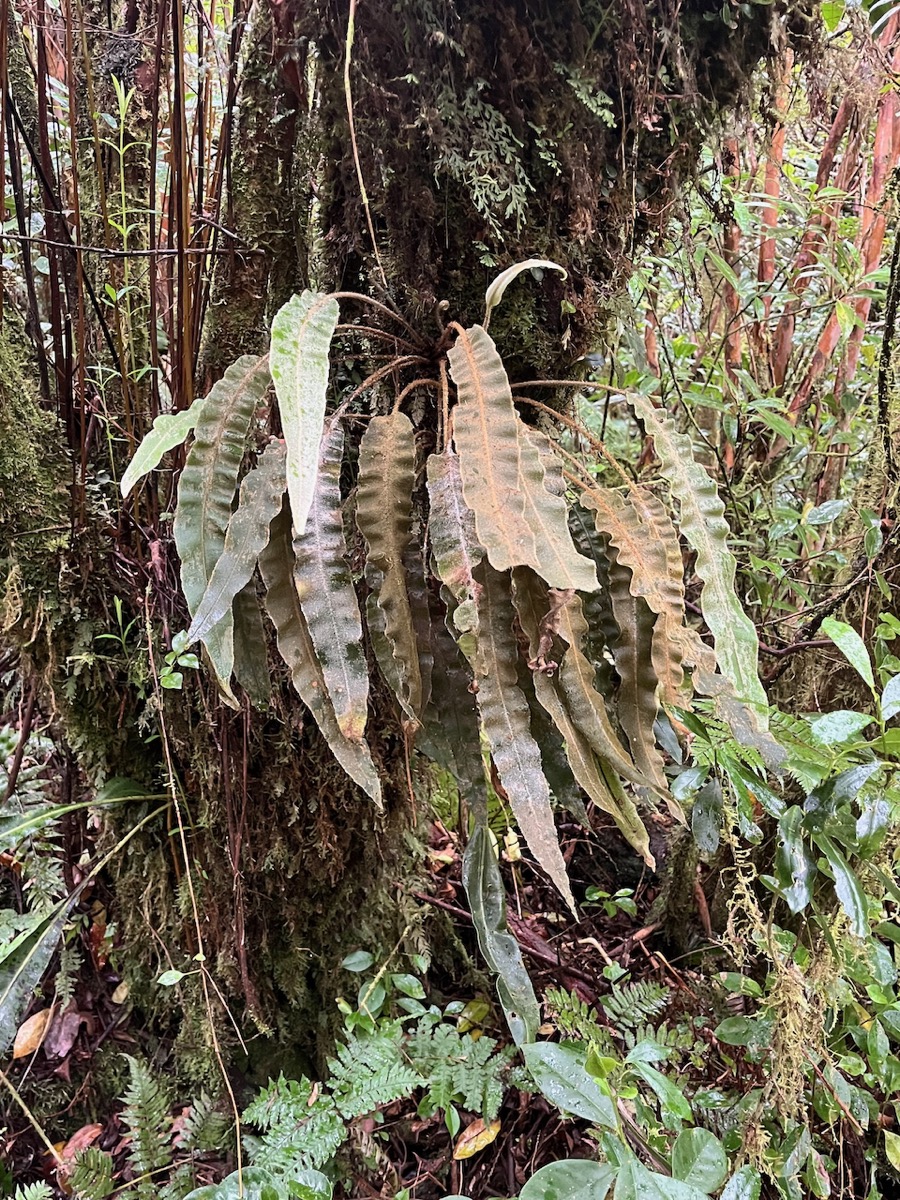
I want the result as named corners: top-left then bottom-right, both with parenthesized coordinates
top-left (628, 393), bottom-right (767, 719)
top-left (174, 354), bottom-right (271, 705)
top-left (671, 1129), bottom-right (728, 1193)
top-left (720, 1166), bottom-right (762, 1200)
top-left (187, 441), bottom-right (286, 647)
top-left (856, 795), bottom-right (890, 856)
top-left (691, 779), bottom-right (722, 855)
top-left (821, 617), bottom-right (874, 690)
top-left (269, 290), bottom-right (340, 537)
top-left (462, 822), bottom-right (540, 1044)
top-left (121, 393), bottom-right (206, 497)
top-left (885, 1130), bottom-right (900, 1172)
top-left (523, 1043), bottom-right (617, 1127)
top-left (294, 425), bottom-right (369, 740)
top-left (632, 1061), bottom-right (692, 1121)
top-left (448, 324), bottom-right (597, 591)
top-left (483, 258), bottom-right (567, 328)
top-left (473, 562), bottom-right (575, 910)
top-left (357, 412), bottom-right (423, 721)
top-left (613, 1158), bottom-right (708, 1200)
top-left (881, 674), bottom-right (900, 721)
top-left (521, 1161), bottom-right (616, 1200)
top-left (817, 834), bottom-right (868, 936)
top-left (260, 507), bottom-right (382, 805)
top-left (807, 710), bottom-right (873, 745)
top-left (0, 904), bottom-right (71, 1054)
top-left (776, 806), bottom-right (816, 913)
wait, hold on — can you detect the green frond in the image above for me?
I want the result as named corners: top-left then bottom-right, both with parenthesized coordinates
top-left (70, 1147), bottom-right (115, 1200)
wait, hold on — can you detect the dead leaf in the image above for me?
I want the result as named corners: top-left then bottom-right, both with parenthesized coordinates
top-left (44, 1010), bottom-right (85, 1060)
top-left (111, 981), bottom-right (129, 1005)
top-left (61, 1123), bottom-right (102, 1161)
top-left (13, 1008), bottom-right (52, 1059)
top-left (453, 1117), bottom-right (501, 1159)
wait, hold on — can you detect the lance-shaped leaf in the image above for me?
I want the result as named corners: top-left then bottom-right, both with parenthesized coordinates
top-left (357, 412), bottom-right (423, 720)
top-left (484, 259), bottom-right (567, 328)
top-left (629, 393), bottom-right (768, 718)
top-left (293, 425), bottom-right (369, 741)
top-left (427, 449), bottom-right (484, 640)
top-left (448, 325), bottom-right (597, 592)
top-left (174, 355), bottom-right (271, 703)
top-left (517, 661), bottom-right (589, 827)
top-left (270, 290), bottom-right (340, 537)
top-left (511, 570), bottom-right (653, 864)
top-left (582, 485), bottom-right (686, 706)
top-left (121, 393), bottom-right (206, 498)
top-left (187, 441), bottom-right (286, 647)
top-left (0, 903), bottom-right (73, 1055)
top-left (233, 582), bottom-right (272, 708)
top-left (568, 503), bottom-right (619, 696)
top-left (260, 508), bottom-right (382, 805)
top-left (473, 562), bottom-right (575, 913)
top-left (606, 548), bottom-right (668, 791)
top-left (419, 605), bottom-right (484, 800)
top-left (463, 822), bottom-right (540, 1045)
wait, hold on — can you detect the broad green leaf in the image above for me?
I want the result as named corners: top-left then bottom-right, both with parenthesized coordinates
top-left (582, 485), bottom-right (686, 706)
top-left (807, 710), bottom-right (873, 745)
top-left (885, 1130), bottom-right (900, 1172)
top-left (462, 822), bottom-right (540, 1044)
top-left (613, 1158), bottom-right (708, 1200)
top-left (881, 674), bottom-right (900, 721)
top-left (357, 412), bottom-right (423, 721)
top-left (632, 1061), bottom-right (692, 1121)
top-left (483, 259), bottom-right (567, 327)
top-left (776, 806), bottom-right (816, 913)
top-left (713, 1015), bottom-right (773, 1049)
top-left (448, 325), bottom-right (597, 591)
top-left (187, 441), bottom-right (286, 647)
top-left (473, 563), bottom-right (575, 911)
top-left (671, 1129), bottom-right (728, 1193)
top-left (260, 507), bottom-right (382, 805)
top-left (821, 0), bottom-right (844, 31)
top-left (522, 1043), bottom-right (617, 1127)
top-left (821, 617), bottom-right (874, 689)
top-left (121, 393), bottom-right (206, 497)
top-left (817, 834), bottom-right (868, 936)
top-left (269, 291), bottom-right (340, 537)
top-left (804, 499), bottom-right (848, 526)
top-left (174, 354), bottom-right (271, 706)
top-left (185, 1168), bottom-right (331, 1200)
top-left (856, 795), bottom-right (890, 856)
top-left (691, 778), bottom-right (722, 854)
top-left (720, 1167), bottom-right (761, 1200)
top-left (521, 1161), bottom-right (616, 1200)
top-left (294, 425), bottom-right (369, 741)
top-left (628, 394), bottom-right (767, 719)
top-left (0, 904), bottom-right (71, 1054)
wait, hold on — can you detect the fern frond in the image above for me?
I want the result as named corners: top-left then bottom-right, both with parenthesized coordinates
top-left (14, 1185), bottom-right (54, 1200)
top-left (601, 980), bottom-right (669, 1030)
top-left (120, 1054), bottom-right (173, 1198)
top-left (405, 1020), bottom-right (515, 1119)
top-left (174, 1091), bottom-right (231, 1154)
top-left (243, 1076), bottom-right (344, 1174)
top-left (328, 1027), bottom-right (420, 1118)
top-left (70, 1147), bottom-right (115, 1200)
top-left (545, 987), bottom-right (613, 1049)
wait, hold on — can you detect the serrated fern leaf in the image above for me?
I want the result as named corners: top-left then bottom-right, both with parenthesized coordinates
top-left (121, 1055), bottom-right (173, 1199)
top-left (327, 1029), bottom-right (420, 1119)
top-left (70, 1147), bottom-right (115, 1200)
top-left (174, 1091), bottom-right (231, 1154)
top-left (269, 291), bottom-right (340, 537)
top-left (243, 1076), bottom-right (344, 1174)
top-left (14, 1185), bottom-right (54, 1200)
top-left (601, 980), bottom-right (669, 1029)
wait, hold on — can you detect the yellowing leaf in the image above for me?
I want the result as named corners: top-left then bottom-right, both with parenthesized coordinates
top-left (885, 1130), bottom-right (900, 1171)
top-left (453, 1117), bottom-right (501, 1159)
top-left (483, 258), bottom-right (566, 327)
top-left (13, 1007), bottom-right (51, 1058)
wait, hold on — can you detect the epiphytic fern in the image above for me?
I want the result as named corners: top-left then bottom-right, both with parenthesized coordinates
top-left (125, 264), bottom-right (775, 1042)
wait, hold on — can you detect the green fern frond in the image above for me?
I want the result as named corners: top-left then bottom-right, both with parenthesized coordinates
top-left (14, 1185), bottom-right (54, 1200)
top-left (121, 1054), bottom-right (173, 1198)
top-left (175, 1091), bottom-right (231, 1155)
top-left (405, 1020), bottom-right (515, 1119)
top-left (328, 1026), bottom-right (420, 1119)
top-left (545, 987), bottom-right (613, 1048)
top-left (70, 1147), bottom-right (115, 1200)
top-left (601, 980), bottom-right (669, 1030)
top-left (242, 1074), bottom-right (345, 1174)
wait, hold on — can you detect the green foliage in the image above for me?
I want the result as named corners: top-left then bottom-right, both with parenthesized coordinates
top-left (120, 1054), bottom-right (174, 1198)
top-left (69, 1147), bottom-right (115, 1200)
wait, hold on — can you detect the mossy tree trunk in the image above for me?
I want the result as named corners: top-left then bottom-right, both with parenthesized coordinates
top-left (0, 0), bottom-right (812, 1083)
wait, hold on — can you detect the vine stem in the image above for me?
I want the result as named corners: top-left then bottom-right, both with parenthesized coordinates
top-left (343, 0), bottom-right (388, 293)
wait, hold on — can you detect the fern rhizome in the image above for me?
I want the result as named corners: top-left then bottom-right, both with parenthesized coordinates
top-left (126, 263), bottom-right (777, 1040)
